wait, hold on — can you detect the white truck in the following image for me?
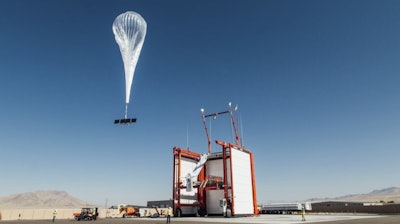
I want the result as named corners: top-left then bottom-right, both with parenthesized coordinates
top-left (261, 202), bottom-right (312, 214)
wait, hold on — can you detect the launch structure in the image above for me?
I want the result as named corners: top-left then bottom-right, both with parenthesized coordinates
top-left (172, 103), bottom-right (258, 217)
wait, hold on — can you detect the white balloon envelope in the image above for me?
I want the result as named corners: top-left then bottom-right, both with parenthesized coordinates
top-left (113, 11), bottom-right (147, 119)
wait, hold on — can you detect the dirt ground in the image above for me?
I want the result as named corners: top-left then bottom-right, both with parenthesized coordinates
top-left (1, 215), bottom-right (400, 224)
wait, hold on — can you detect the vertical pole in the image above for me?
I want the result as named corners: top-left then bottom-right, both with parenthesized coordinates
top-left (228, 103), bottom-right (240, 146)
top-left (222, 146), bottom-right (228, 201)
top-left (172, 148), bottom-right (176, 213)
top-left (198, 163), bottom-right (205, 214)
top-left (235, 105), bottom-right (242, 147)
top-left (250, 153), bottom-right (258, 215)
top-left (229, 145), bottom-right (235, 216)
top-left (177, 149), bottom-right (181, 211)
top-left (201, 109), bottom-right (212, 153)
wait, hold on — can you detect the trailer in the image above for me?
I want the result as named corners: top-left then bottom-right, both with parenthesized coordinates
top-left (261, 202), bottom-right (312, 214)
top-left (172, 103), bottom-right (258, 217)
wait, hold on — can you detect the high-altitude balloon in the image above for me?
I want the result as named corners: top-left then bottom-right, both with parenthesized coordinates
top-left (113, 11), bottom-right (147, 118)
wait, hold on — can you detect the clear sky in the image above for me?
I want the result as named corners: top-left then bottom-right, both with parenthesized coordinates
top-left (1, 0), bottom-right (399, 206)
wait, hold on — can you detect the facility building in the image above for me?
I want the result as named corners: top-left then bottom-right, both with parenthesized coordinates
top-left (172, 103), bottom-right (258, 217)
top-left (312, 201), bottom-right (400, 214)
top-left (147, 200), bottom-right (173, 208)
top-left (172, 144), bottom-right (258, 217)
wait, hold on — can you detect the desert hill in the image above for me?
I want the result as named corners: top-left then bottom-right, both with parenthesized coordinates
top-left (0, 190), bottom-right (91, 209)
top-left (1, 187), bottom-right (399, 209)
top-left (309, 187), bottom-right (400, 203)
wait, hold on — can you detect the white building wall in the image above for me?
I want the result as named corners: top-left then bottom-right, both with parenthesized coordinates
top-left (206, 190), bottom-right (224, 214)
top-left (231, 147), bottom-right (254, 215)
top-left (178, 157), bottom-right (198, 214)
top-left (0, 208), bottom-right (167, 221)
top-left (0, 208), bottom-right (85, 221)
top-left (205, 159), bottom-right (228, 214)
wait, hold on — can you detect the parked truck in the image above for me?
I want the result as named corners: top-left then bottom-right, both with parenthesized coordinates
top-left (261, 202), bottom-right (312, 214)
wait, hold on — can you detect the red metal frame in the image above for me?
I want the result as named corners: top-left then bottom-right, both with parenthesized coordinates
top-left (250, 152), bottom-right (259, 215)
top-left (201, 103), bottom-right (241, 152)
top-left (172, 147), bottom-right (203, 216)
top-left (200, 109), bottom-right (212, 153)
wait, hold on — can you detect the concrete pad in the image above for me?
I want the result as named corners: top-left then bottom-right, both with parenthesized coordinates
top-left (168, 214), bottom-right (382, 224)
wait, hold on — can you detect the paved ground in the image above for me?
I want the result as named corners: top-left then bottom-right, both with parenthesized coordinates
top-left (1, 215), bottom-right (399, 224)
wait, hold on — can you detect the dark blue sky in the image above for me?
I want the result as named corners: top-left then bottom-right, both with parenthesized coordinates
top-left (1, 0), bottom-right (399, 205)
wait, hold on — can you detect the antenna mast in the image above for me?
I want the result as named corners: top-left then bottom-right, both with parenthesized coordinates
top-left (201, 108), bottom-right (212, 153)
top-left (228, 102), bottom-right (240, 146)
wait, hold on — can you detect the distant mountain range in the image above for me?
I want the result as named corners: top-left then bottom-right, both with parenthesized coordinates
top-left (1, 187), bottom-right (399, 209)
top-left (308, 187), bottom-right (400, 203)
top-left (0, 190), bottom-right (91, 209)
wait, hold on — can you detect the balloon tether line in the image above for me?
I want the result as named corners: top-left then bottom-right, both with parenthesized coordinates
top-left (125, 103), bottom-right (128, 119)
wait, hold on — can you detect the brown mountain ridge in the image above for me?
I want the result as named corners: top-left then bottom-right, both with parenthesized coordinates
top-left (309, 187), bottom-right (400, 203)
top-left (1, 187), bottom-right (399, 209)
top-left (0, 190), bottom-right (91, 209)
